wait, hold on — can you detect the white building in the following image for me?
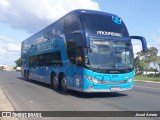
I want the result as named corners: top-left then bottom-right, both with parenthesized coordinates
top-left (0, 64), bottom-right (13, 71)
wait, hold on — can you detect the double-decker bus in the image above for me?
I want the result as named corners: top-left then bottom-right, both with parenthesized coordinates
top-left (21, 9), bottom-right (147, 93)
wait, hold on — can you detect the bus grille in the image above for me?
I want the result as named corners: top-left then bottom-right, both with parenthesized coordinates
top-left (101, 80), bottom-right (127, 84)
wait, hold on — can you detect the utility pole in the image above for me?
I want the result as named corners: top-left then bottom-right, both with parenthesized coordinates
top-left (5, 55), bottom-right (7, 65)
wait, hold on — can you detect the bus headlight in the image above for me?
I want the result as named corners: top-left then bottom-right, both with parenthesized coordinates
top-left (85, 75), bottom-right (100, 84)
top-left (126, 78), bottom-right (133, 83)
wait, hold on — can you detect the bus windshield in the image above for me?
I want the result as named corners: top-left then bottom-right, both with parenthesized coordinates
top-left (85, 38), bottom-right (133, 69)
top-left (80, 13), bottom-right (129, 37)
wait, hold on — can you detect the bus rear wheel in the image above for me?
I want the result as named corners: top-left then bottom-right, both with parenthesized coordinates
top-left (60, 74), bottom-right (68, 92)
top-left (26, 71), bottom-right (30, 81)
top-left (51, 74), bottom-right (59, 90)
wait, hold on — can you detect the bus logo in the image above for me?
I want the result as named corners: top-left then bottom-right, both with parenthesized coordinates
top-left (37, 41), bottom-right (53, 52)
top-left (112, 16), bottom-right (121, 24)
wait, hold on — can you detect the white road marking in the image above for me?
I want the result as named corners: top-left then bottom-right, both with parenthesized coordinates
top-left (28, 100), bottom-right (34, 103)
top-left (134, 85), bottom-right (160, 90)
top-left (135, 80), bottom-right (160, 84)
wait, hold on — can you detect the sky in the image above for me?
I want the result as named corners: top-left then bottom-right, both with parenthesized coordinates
top-left (0, 0), bottom-right (160, 66)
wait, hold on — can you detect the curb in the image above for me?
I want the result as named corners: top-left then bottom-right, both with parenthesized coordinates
top-left (135, 80), bottom-right (160, 84)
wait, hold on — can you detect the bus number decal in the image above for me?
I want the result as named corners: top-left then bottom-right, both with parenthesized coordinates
top-left (112, 75), bottom-right (118, 78)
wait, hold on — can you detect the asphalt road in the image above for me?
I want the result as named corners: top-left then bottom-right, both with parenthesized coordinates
top-left (0, 71), bottom-right (160, 120)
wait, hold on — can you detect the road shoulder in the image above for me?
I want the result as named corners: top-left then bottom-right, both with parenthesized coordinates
top-left (135, 80), bottom-right (160, 84)
top-left (0, 86), bottom-right (18, 120)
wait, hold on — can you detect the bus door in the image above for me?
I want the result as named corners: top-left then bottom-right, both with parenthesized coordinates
top-left (73, 47), bottom-right (83, 88)
top-left (65, 46), bottom-right (83, 89)
top-left (66, 33), bottom-right (83, 89)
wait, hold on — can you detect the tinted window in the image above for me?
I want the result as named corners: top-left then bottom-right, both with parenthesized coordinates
top-left (21, 53), bottom-right (27, 65)
top-left (53, 18), bottom-right (64, 34)
top-left (64, 14), bottom-right (80, 33)
top-left (29, 51), bottom-right (63, 66)
top-left (43, 18), bottom-right (64, 39)
top-left (66, 34), bottom-right (83, 65)
top-left (80, 13), bottom-right (129, 37)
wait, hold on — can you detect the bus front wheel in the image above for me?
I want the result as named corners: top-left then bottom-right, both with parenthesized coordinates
top-left (60, 74), bottom-right (68, 92)
top-left (26, 71), bottom-right (30, 81)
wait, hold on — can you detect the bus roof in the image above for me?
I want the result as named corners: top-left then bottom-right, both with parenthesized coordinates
top-left (72, 9), bottom-right (117, 17)
top-left (22, 9), bottom-right (122, 44)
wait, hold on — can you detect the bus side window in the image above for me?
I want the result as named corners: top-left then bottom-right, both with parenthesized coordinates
top-left (66, 33), bottom-right (83, 66)
top-left (75, 47), bottom-right (83, 65)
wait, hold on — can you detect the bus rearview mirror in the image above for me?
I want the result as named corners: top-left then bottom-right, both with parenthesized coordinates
top-left (130, 36), bottom-right (147, 52)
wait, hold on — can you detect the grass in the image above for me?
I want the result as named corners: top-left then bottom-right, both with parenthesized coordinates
top-left (134, 75), bottom-right (160, 82)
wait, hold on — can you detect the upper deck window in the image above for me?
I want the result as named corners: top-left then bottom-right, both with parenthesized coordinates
top-left (64, 14), bottom-right (80, 33)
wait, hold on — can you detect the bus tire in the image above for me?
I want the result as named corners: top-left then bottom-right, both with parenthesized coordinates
top-left (26, 71), bottom-right (30, 81)
top-left (51, 73), bottom-right (59, 90)
top-left (24, 70), bottom-right (26, 80)
top-left (60, 74), bottom-right (68, 92)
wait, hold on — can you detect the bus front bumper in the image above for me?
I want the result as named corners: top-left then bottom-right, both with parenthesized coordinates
top-left (81, 87), bottom-right (132, 93)
top-left (68, 85), bottom-right (133, 93)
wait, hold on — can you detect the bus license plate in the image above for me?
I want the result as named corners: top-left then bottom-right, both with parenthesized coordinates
top-left (111, 87), bottom-right (119, 91)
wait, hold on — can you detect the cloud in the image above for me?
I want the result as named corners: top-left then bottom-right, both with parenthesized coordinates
top-left (0, 35), bottom-right (10, 42)
top-left (0, 35), bottom-right (21, 65)
top-left (150, 33), bottom-right (160, 48)
top-left (0, 35), bottom-right (20, 52)
top-left (145, 33), bottom-right (160, 55)
top-left (7, 43), bottom-right (21, 52)
top-left (132, 40), bottom-right (143, 57)
top-left (0, 47), bottom-right (7, 53)
top-left (132, 31), bottom-right (160, 57)
top-left (0, 0), bottom-right (99, 33)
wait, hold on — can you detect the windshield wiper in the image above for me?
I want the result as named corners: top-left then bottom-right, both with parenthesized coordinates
top-left (115, 64), bottom-right (128, 68)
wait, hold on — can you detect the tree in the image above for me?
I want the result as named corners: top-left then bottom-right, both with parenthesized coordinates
top-left (158, 63), bottom-right (160, 73)
top-left (134, 47), bottom-right (158, 74)
top-left (134, 56), bottom-right (147, 74)
top-left (152, 56), bottom-right (159, 74)
top-left (157, 56), bottom-right (160, 73)
top-left (15, 58), bottom-right (21, 67)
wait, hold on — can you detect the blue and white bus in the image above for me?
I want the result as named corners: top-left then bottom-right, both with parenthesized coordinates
top-left (21, 9), bottom-right (147, 93)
